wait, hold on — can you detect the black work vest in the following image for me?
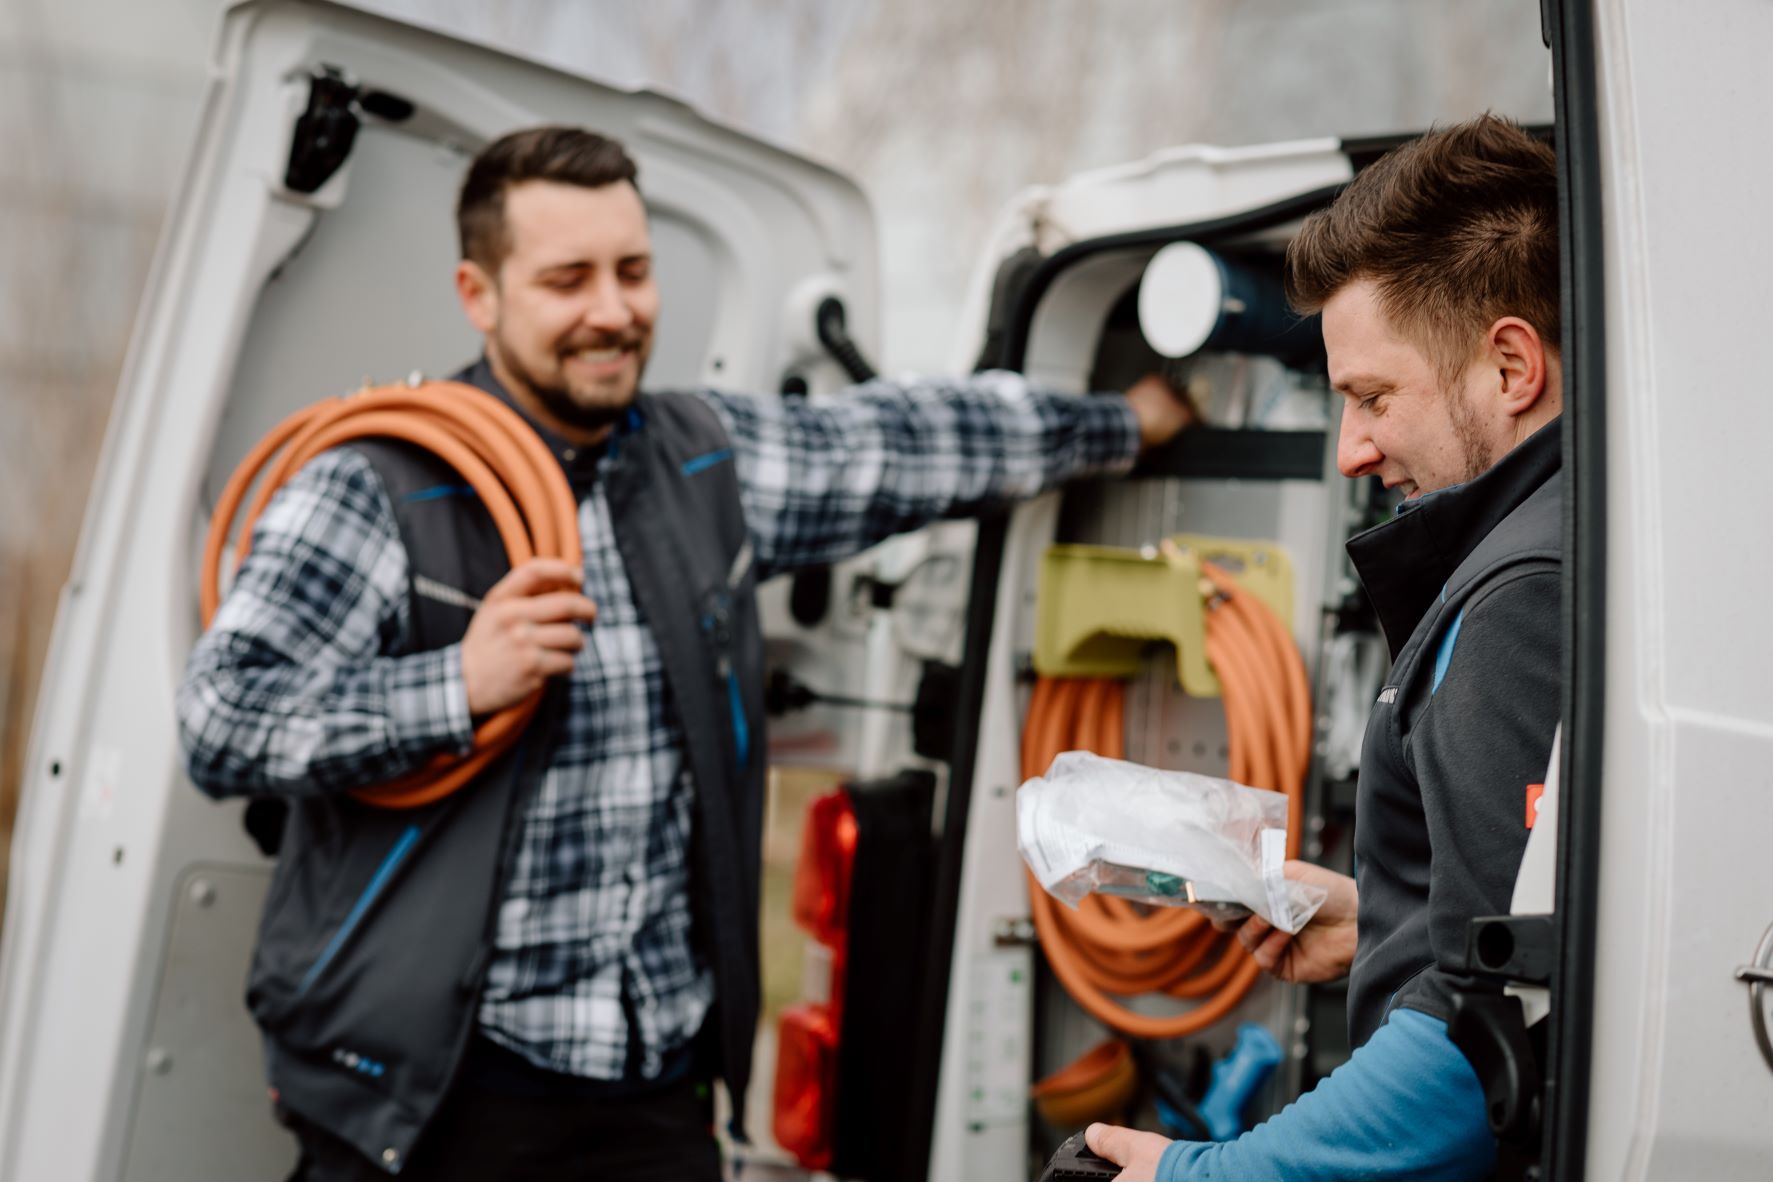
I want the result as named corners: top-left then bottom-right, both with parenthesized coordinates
top-left (1343, 423), bottom-right (1562, 1048)
top-left (243, 388), bottom-right (765, 1173)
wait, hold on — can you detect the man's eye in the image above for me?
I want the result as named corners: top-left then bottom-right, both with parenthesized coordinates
top-left (620, 267), bottom-right (650, 284)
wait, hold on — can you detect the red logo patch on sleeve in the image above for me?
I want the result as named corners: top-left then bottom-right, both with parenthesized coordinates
top-left (1526, 783), bottom-right (1546, 829)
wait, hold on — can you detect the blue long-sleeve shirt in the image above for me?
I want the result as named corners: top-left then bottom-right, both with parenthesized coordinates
top-left (1159, 1008), bottom-right (1495, 1181)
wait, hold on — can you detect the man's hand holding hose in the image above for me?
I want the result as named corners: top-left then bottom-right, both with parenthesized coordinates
top-left (461, 558), bottom-right (598, 718)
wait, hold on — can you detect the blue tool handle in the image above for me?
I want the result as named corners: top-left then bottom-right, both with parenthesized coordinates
top-left (1197, 1022), bottom-right (1284, 1141)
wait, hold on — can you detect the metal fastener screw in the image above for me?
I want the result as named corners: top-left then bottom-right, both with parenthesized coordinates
top-left (189, 879), bottom-right (216, 907)
top-left (383, 1148), bottom-right (399, 1165)
top-left (146, 1049), bottom-right (172, 1075)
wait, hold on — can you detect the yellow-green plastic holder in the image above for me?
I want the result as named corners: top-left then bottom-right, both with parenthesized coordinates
top-left (1032, 534), bottom-right (1295, 697)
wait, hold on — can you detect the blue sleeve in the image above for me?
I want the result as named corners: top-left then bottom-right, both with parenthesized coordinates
top-left (1157, 1009), bottom-right (1496, 1181)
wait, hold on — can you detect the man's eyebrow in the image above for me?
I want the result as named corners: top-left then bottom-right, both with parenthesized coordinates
top-left (1331, 375), bottom-right (1393, 396)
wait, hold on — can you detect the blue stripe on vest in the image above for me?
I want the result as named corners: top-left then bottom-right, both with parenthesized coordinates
top-left (402, 484), bottom-right (477, 503)
top-left (726, 672), bottom-right (750, 767)
top-left (298, 823), bottom-right (421, 994)
top-left (681, 448), bottom-right (734, 477)
top-left (1430, 607), bottom-right (1466, 695)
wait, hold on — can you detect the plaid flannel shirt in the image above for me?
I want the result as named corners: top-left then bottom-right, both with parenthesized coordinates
top-left (178, 370), bottom-right (1139, 1080)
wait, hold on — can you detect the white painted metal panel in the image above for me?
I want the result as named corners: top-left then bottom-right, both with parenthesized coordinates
top-left (1587, 0), bottom-right (1773, 1176)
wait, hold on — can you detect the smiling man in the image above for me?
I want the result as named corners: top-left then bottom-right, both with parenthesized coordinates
top-left (178, 126), bottom-right (1193, 1181)
top-left (1088, 115), bottom-right (1562, 1181)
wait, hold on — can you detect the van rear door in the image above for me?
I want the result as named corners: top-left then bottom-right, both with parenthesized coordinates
top-left (0, 3), bottom-right (875, 1179)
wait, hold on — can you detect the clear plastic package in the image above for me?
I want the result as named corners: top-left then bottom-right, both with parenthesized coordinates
top-left (1017, 751), bottom-right (1325, 934)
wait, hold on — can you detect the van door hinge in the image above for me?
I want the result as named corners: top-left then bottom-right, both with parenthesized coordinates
top-left (1448, 992), bottom-right (1542, 1153)
top-left (1446, 913), bottom-right (1553, 1180)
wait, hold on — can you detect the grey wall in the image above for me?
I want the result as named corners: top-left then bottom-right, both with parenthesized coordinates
top-left (0, 0), bottom-right (1551, 883)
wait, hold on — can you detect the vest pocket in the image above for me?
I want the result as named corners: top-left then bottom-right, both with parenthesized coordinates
top-left (249, 820), bottom-right (425, 1031)
top-left (295, 823), bottom-right (421, 997)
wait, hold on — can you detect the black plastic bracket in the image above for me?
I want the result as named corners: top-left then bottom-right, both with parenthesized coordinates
top-left (1448, 991), bottom-right (1543, 1148)
top-left (284, 67), bottom-right (361, 194)
top-left (1461, 913), bottom-right (1556, 986)
top-left (1447, 913), bottom-right (1554, 1177)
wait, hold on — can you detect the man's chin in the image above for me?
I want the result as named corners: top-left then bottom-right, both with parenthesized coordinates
top-left (533, 383), bottom-right (638, 434)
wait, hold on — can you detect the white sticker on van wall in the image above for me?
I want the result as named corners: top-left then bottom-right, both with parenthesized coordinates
top-left (78, 746), bottom-right (120, 823)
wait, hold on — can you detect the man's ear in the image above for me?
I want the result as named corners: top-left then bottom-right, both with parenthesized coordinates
top-left (455, 259), bottom-right (499, 336)
top-left (1489, 317), bottom-right (1549, 418)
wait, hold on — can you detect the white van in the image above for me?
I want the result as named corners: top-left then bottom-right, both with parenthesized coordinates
top-left (1, 1), bottom-right (1767, 1179)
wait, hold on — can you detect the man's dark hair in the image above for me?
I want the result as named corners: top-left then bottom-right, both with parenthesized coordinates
top-left (457, 126), bottom-right (640, 273)
top-left (1286, 114), bottom-right (1559, 384)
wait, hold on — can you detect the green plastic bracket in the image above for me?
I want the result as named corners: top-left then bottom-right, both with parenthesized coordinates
top-left (1032, 533), bottom-right (1294, 697)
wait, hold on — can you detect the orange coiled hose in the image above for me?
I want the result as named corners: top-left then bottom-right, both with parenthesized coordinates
top-left (201, 380), bottom-right (582, 810)
top-left (1023, 562), bottom-right (1312, 1038)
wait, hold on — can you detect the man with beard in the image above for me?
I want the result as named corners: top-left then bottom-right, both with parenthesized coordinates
top-left (1085, 115), bottom-right (1562, 1181)
top-left (177, 126), bottom-right (1194, 1181)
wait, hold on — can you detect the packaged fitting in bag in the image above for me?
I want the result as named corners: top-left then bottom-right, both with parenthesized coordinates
top-left (1017, 751), bottom-right (1325, 934)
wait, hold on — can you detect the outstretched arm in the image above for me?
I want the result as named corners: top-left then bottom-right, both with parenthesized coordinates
top-left (699, 371), bottom-right (1191, 578)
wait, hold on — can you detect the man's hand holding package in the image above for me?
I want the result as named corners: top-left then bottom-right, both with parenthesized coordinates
top-left (1219, 859), bottom-right (1359, 984)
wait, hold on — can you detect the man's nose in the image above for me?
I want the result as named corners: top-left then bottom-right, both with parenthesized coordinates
top-left (1336, 416), bottom-right (1381, 479)
top-left (581, 274), bottom-right (633, 331)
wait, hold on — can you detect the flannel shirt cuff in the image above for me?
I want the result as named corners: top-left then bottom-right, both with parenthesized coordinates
top-left (385, 644), bottom-right (475, 756)
top-left (1085, 393), bottom-right (1144, 475)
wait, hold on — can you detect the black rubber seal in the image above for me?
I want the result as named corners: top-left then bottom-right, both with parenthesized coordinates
top-left (1545, 0), bottom-right (1606, 1177)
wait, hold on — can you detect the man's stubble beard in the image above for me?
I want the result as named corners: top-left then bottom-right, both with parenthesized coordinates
top-left (493, 324), bottom-right (649, 435)
top-left (1449, 381), bottom-right (1499, 485)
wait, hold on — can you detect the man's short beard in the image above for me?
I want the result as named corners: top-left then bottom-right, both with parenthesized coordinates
top-left (493, 326), bottom-right (642, 433)
top-left (1449, 384), bottom-right (1496, 484)
top-left (531, 381), bottom-right (629, 433)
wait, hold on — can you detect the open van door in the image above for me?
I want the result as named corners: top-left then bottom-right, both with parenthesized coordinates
top-left (1546, 0), bottom-right (1773, 1178)
top-left (0, 2), bottom-right (877, 1178)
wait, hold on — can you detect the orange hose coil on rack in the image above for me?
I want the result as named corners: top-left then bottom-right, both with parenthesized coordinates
top-left (200, 380), bottom-right (583, 810)
top-left (1023, 561), bottom-right (1313, 1038)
